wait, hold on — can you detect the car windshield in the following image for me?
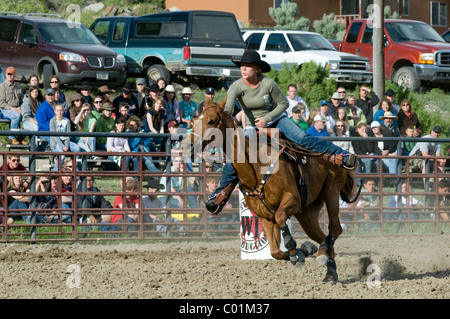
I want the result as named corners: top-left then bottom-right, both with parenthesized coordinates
top-left (385, 21), bottom-right (445, 43)
top-left (287, 33), bottom-right (336, 51)
top-left (38, 22), bottom-right (102, 44)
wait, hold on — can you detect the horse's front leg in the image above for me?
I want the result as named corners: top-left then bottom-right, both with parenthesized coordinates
top-left (275, 193), bottom-right (317, 266)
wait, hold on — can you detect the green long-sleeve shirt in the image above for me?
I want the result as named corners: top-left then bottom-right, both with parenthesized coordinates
top-left (225, 76), bottom-right (288, 126)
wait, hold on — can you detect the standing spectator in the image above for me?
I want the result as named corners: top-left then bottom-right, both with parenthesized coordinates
top-left (384, 88), bottom-right (400, 113)
top-left (78, 81), bottom-right (93, 105)
top-left (178, 87), bottom-right (198, 129)
top-left (351, 122), bottom-right (379, 175)
top-left (373, 98), bottom-right (398, 127)
top-left (113, 82), bottom-right (140, 118)
top-left (163, 84), bottom-right (181, 125)
top-left (197, 87), bottom-right (215, 115)
top-left (355, 85), bottom-right (379, 124)
top-left (397, 99), bottom-right (422, 137)
top-left (345, 93), bottom-right (366, 132)
top-left (289, 104), bottom-right (309, 130)
top-left (0, 66), bottom-right (25, 145)
top-left (306, 114), bottom-right (328, 137)
top-left (285, 84), bottom-right (309, 119)
top-left (49, 104), bottom-right (81, 171)
top-left (95, 103), bottom-right (115, 151)
top-left (330, 119), bottom-right (354, 153)
top-left (409, 126), bottom-right (446, 176)
top-left (49, 75), bottom-right (66, 106)
top-left (107, 117), bottom-right (131, 170)
top-left (21, 85), bottom-right (43, 132)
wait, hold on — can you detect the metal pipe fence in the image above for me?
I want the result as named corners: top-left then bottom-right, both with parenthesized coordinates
top-left (0, 130), bottom-right (449, 242)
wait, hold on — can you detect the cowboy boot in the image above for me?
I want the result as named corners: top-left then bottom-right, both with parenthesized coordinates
top-left (204, 181), bottom-right (238, 215)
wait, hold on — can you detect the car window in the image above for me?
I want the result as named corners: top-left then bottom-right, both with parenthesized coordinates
top-left (91, 20), bottom-right (110, 42)
top-left (361, 25), bottom-right (373, 44)
top-left (191, 15), bottom-right (241, 41)
top-left (38, 22), bottom-right (101, 44)
top-left (245, 33), bottom-right (264, 50)
top-left (113, 21), bottom-right (126, 41)
top-left (135, 21), bottom-right (186, 37)
top-left (346, 22), bottom-right (362, 43)
top-left (0, 19), bottom-right (19, 42)
top-left (265, 34), bottom-right (289, 51)
top-left (17, 22), bottom-right (37, 44)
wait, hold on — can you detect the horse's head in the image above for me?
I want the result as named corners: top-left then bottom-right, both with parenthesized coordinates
top-left (182, 95), bottom-right (234, 159)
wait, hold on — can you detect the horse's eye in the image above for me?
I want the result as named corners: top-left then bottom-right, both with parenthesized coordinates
top-left (207, 120), bottom-right (215, 125)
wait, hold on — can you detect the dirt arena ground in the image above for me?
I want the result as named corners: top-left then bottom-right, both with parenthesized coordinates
top-left (0, 234), bottom-right (448, 300)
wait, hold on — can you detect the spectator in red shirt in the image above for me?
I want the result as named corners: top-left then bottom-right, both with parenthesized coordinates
top-left (0, 155), bottom-right (30, 190)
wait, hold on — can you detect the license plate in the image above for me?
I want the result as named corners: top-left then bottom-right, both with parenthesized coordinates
top-left (96, 72), bottom-right (109, 80)
top-left (223, 68), bottom-right (230, 76)
top-left (352, 73), bottom-right (362, 81)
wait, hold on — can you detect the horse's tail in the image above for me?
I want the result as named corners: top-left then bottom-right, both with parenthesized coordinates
top-left (340, 170), bottom-right (362, 204)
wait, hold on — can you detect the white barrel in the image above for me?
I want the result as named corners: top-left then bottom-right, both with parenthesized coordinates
top-left (239, 191), bottom-right (290, 260)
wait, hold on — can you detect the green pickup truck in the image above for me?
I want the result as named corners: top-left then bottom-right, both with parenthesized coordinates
top-left (90, 10), bottom-right (246, 86)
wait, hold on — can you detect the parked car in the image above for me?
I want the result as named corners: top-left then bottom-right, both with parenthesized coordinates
top-left (90, 10), bottom-right (245, 86)
top-left (241, 29), bottom-right (372, 85)
top-left (442, 28), bottom-right (450, 43)
top-left (337, 19), bottom-right (450, 91)
top-left (0, 12), bottom-right (127, 88)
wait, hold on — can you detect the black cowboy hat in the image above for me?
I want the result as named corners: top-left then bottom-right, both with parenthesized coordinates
top-left (232, 50), bottom-right (271, 73)
top-left (122, 82), bottom-right (135, 94)
top-left (145, 178), bottom-right (165, 190)
top-left (79, 81), bottom-right (93, 90)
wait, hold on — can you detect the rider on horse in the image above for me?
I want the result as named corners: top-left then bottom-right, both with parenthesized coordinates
top-left (204, 50), bottom-right (357, 214)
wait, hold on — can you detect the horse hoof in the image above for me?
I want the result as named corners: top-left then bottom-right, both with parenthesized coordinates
top-left (300, 241), bottom-right (318, 257)
top-left (323, 273), bottom-right (338, 283)
top-left (289, 249), bottom-right (306, 267)
top-left (316, 255), bottom-right (328, 267)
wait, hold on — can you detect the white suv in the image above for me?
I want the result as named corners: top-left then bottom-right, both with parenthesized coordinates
top-left (242, 29), bottom-right (372, 85)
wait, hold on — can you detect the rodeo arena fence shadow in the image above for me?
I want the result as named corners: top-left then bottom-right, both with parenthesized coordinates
top-left (0, 130), bottom-right (449, 243)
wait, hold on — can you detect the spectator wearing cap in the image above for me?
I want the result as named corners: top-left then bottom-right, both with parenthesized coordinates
top-left (289, 103), bottom-right (309, 131)
top-left (179, 87), bottom-right (198, 129)
top-left (328, 91), bottom-right (344, 117)
top-left (78, 81), bottom-right (93, 105)
top-left (384, 88), bottom-right (400, 113)
top-left (163, 85), bottom-right (180, 125)
top-left (409, 126), bottom-right (446, 176)
top-left (307, 114), bottom-right (329, 137)
top-left (337, 87), bottom-right (347, 106)
top-left (113, 82), bottom-right (140, 118)
top-left (197, 87), bottom-right (215, 115)
top-left (134, 78), bottom-right (148, 113)
top-left (0, 66), bottom-right (25, 145)
top-left (94, 103), bottom-right (115, 151)
top-left (318, 100), bottom-right (335, 132)
top-left (286, 84), bottom-right (309, 119)
top-left (397, 99), bottom-right (422, 137)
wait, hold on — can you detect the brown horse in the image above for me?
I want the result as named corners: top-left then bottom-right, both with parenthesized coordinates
top-left (184, 97), bottom-right (360, 282)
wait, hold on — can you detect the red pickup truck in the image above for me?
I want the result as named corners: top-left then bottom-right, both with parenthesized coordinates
top-left (335, 19), bottom-right (450, 91)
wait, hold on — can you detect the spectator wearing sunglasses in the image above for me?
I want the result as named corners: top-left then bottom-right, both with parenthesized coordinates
top-left (49, 75), bottom-right (66, 105)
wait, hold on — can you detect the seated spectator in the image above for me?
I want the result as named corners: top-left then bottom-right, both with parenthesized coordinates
top-left (126, 116), bottom-right (160, 173)
top-left (78, 81), bottom-right (93, 105)
top-left (7, 175), bottom-right (30, 223)
top-left (179, 87), bottom-right (198, 129)
top-left (351, 122), bottom-right (379, 175)
top-left (143, 96), bottom-right (166, 151)
top-left (397, 99), bottom-right (422, 137)
top-left (97, 85), bottom-right (115, 107)
top-left (21, 85), bottom-right (43, 132)
top-left (107, 117), bottom-right (131, 170)
top-left (286, 84), bottom-right (309, 118)
top-left (409, 126), bottom-right (445, 176)
top-left (289, 104), bottom-right (309, 130)
top-left (386, 181), bottom-right (424, 220)
top-left (345, 93), bottom-right (366, 132)
top-left (306, 114), bottom-right (329, 136)
top-left (401, 125), bottom-right (417, 156)
top-left (379, 111), bottom-right (401, 175)
top-left (318, 100), bottom-right (334, 132)
top-left (356, 178), bottom-right (380, 226)
top-left (95, 103), bottom-right (115, 151)
top-left (36, 88), bottom-right (59, 150)
top-left (333, 106), bottom-right (350, 136)
top-left (49, 75), bottom-right (66, 106)
top-left (67, 93), bottom-right (84, 131)
top-left (156, 77), bottom-right (167, 94)
top-left (53, 88), bottom-right (68, 112)
top-left (142, 178), bottom-right (170, 234)
top-left (0, 66), bottom-right (25, 145)
top-left (117, 102), bottom-right (131, 120)
top-left (91, 95), bottom-right (106, 120)
top-left (113, 82), bottom-right (140, 119)
top-left (73, 103), bottom-right (96, 153)
top-left (27, 74), bottom-right (39, 90)
top-left (438, 179), bottom-right (449, 220)
top-left (100, 178), bottom-right (140, 233)
top-left (330, 119), bottom-right (354, 153)
top-left (373, 98), bottom-right (398, 127)
top-left (50, 104), bottom-right (81, 171)
top-left (384, 88), bottom-right (400, 113)
top-left (0, 155), bottom-right (30, 189)
top-left (76, 176), bottom-right (112, 224)
top-left (28, 175), bottom-right (57, 224)
top-left (163, 84), bottom-right (181, 125)
top-left (197, 87), bottom-right (215, 115)
top-left (134, 78), bottom-right (148, 113)
top-left (327, 92), bottom-right (343, 117)
top-left (46, 167), bottom-right (74, 223)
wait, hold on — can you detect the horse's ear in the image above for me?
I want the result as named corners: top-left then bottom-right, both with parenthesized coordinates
top-left (218, 95), bottom-right (227, 110)
top-left (203, 96), bottom-right (212, 109)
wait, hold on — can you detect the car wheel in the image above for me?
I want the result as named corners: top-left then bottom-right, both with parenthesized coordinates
top-left (146, 64), bottom-right (170, 84)
top-left (393, 66), bottom-right (420, 91)
top-left (42, 64), bottom-right (54, 89)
